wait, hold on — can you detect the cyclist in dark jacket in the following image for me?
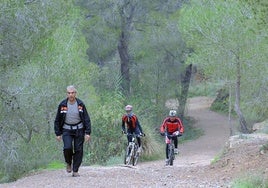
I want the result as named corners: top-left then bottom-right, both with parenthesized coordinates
top-left (54, 85), bottom-right (91, 177)
top-left (122, 105), bottom-right (145, 153)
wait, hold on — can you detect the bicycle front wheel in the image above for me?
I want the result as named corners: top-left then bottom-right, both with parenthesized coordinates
top-left (124, 145), bottom-right (132, 165)
top-left (132, 146), bottom-right (139, 166)
top-left (168, 144), bottom-right (174, 166)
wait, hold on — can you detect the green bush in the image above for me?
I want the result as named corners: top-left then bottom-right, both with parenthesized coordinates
top-left (231, 175), bottom-right (268, 188)
top-left (47, 161), bottom-right (65, 170)
top-left (0, 134), bottom-right (60, 183)
top-left (188, 81), bottom-right (221, 98)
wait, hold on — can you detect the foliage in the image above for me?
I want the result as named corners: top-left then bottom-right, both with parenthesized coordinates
top-left (0, 0), bottom-right (96, 183)
top-left (75, 0), bottom-right (193, 166)
top-left (180, 116), bottom-right (204, 142)
top-left (178, 0), bottom-right (268, 123)
top-left (82, 84), bottom-right (163, 165)
top-left (83, 90), bottom-right (125, 165)
top-left (260, 142), bottom-right (268, 152)
top-left (188, 81), bottom-right (224, 98)
top-left (0, 0), bottom-right (71, 68)
top-left (1, 0), bottom-right (267, 183)
top-left (77, 0), bottom-right (189, 122)
top-left (131, 16), bottom-right (187, 122)
top-left (46, 161), bottom-right (65, 170)
top-left (0, 134), bottom-right (60, 183)
top-left (210, 87), bottom-right (231, 114)
top-left (231, 174), bottom-right (268, 188)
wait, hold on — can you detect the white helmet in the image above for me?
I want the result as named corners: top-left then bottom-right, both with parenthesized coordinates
top-left (125, 105), bottom-right (133, 111)
top-left (169, 110), bottom-right (177, 117)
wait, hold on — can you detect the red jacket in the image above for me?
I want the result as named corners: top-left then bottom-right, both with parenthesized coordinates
top-left (121, 113), bottom-right (144, 133)
top-left (160, 117), bottom-right (184, 134)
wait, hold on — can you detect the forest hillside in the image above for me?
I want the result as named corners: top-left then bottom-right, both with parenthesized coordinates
top-left (0, 0), bottom-right (267, 184)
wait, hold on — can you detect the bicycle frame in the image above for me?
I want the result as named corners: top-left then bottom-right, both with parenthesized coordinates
top-left (124, 133), bottom-right (140, 166)
top-left (165, 131), bottom-right (179, 166)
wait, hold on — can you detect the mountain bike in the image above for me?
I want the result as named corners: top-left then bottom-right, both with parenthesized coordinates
top-left (165, 131), bottom-right (181, 166)
top-left (124, 133), bottom-right (141, 166)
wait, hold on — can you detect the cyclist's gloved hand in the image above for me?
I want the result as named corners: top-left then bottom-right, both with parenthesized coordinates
top-left (178, 133), bottom-right (183, 137)
top-left (160, 132), bottom-right (165, 136)
top-left (141, 133), bottom-right (146, 137)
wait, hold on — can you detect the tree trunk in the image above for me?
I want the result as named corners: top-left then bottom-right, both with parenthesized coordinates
top-left (118, 31), bottom-right (131, 96)
top-left (117, 3), bottom-right (134, 96)
top-left (177, 64), bottom-right (192, 121)
top-left (234, 102), bottom-right (249, 133)
top-left (228, 84), bottom-right (234, 136)
top-left (234, 56), bottom-right (249, 133)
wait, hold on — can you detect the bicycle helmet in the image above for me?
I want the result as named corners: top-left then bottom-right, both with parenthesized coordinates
top-left (169, 110), bottom-right (177, 117)
top-left (125, 105), bottom-right (133, 111)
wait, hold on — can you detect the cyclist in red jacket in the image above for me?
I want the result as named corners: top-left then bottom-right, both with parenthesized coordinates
top-left (160, 110), bottom-right (184, 162)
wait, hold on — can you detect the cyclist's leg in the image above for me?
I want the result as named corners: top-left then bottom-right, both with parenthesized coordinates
top-left (173, 136), bottom-right (178, 149)
top-left (127, 129), bottom-right (133, 144)
top-left (165, 144), bottom-right (169, 159)
top-left (173, 136), bottom-right (179, 154)
top-left (136, 137), bottom-right (141, 147)
top-left (134, 127), bottom-right (142, 147)
top-left (165, 133), bottom-right (172, 159)
top-left (164, 144), bottom-right (170, 165)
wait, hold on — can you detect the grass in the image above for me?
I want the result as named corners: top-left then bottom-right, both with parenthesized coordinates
top-left (188, 81), bottom-right (221, 98)
top-left (180, 116), bottom-right (204, 143)
top-left (231, 174), bottom-right (268, 188)
top-left (260, 142), bottom-right (268, 153)
top-left (46, 161), bottom-right (65, 170)
top-left (106, 155), bottom-right (124, 166)
top-left (211, 146), bottom-right (229, 164)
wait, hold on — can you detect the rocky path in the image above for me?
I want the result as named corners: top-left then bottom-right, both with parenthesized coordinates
top-left (1, 97), bottom-right (232, 188)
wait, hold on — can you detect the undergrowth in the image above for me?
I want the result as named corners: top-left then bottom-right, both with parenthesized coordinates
top-left (231, 174), bottom-right (268, 188)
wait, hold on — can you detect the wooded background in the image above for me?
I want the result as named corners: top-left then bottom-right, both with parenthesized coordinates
top-left (0, 0), bottom-right (267, 182)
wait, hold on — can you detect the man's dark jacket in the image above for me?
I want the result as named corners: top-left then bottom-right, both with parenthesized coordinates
top-left (54, 98), bottom-right (91, 136)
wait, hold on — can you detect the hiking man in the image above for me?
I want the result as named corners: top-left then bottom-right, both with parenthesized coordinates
top-left (54, 85), bottom-right (91, 177)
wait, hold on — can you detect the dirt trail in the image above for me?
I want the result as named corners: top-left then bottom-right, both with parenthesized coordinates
top-left (177, 97), bottom-right (230, 168)
top-left (1, 97), bottom-right (233, 188)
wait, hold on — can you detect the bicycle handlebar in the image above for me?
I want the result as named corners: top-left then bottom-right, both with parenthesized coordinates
top-left (162, 131), bottom-right (182, 138)
top-left (123, 132), bottom-right (145, 137)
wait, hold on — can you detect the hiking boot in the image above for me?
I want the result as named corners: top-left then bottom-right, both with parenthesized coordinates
top-left (66, 164), bottom-right (72, 173)
top-left (174, 148), bottom-right (179, 154)
top-left (72, 172), bottom-right (80, 177)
